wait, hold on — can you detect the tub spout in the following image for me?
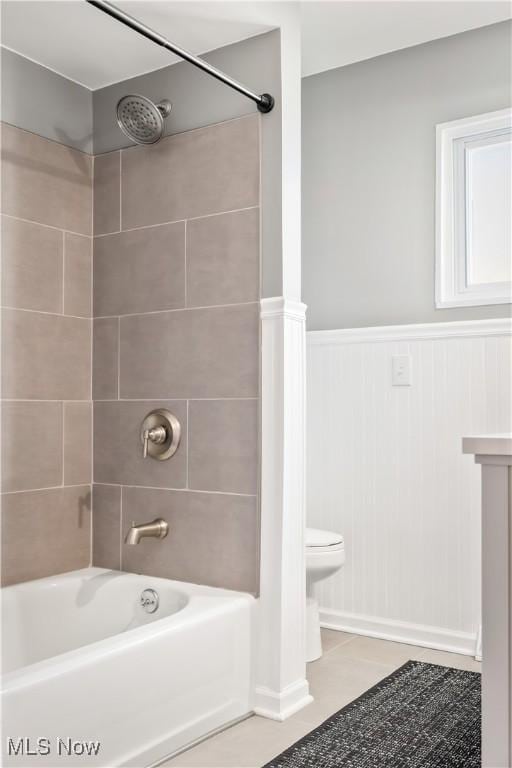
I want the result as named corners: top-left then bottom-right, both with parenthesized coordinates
top-left (125, 518), bottom-right (169, 545)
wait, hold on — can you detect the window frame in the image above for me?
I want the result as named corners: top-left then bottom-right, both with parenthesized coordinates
top-left (435, 108), bottom-right (512, 309)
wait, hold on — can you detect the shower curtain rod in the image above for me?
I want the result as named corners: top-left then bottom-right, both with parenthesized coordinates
top-left (86, 0), bottom-right (275, 113)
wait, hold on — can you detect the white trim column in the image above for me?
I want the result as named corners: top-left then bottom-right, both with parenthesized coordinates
top-left (254, 297), bottom-right (312, 721)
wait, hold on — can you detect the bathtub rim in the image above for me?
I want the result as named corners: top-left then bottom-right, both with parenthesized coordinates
top-left (1, 566), bottom-right (255, 690)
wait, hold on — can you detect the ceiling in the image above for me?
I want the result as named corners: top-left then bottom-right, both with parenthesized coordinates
top-left (301, 1), bottom-right (512, 77)
top-left (1, 0), bottom-right (510, 89)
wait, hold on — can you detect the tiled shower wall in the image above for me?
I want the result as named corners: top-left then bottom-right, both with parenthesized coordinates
top-left (92, 115), bottom-right (261, 593)
top-left (1, 124), bottom-right (93, 585)
top-left (1, 115), bottom-right (261, 592)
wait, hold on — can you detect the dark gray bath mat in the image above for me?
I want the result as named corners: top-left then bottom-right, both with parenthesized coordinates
top-left (264, 660), bottom-right (481, 768)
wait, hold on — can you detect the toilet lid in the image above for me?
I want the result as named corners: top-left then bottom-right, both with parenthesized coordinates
top-left (306, 528), bottom-right (344, 548)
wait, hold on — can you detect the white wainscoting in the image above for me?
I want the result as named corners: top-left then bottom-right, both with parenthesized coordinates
top-left (306, 318), bottom-right (512, 655)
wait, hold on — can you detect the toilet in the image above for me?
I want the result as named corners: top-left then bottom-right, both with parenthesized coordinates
top-left (306, 527), bottom-right (345, 662)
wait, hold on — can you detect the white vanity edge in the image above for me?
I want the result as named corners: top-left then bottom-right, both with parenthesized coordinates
top-left (462, 434), bottom-right (512, 457)
top-left (462, 431), bottom-right (512, 768)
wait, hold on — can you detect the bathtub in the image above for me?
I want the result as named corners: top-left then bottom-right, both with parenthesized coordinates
top-left (1, 567), bottom-right (255, 767)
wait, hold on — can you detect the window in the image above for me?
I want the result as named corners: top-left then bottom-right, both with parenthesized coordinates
top-left (435, 109), bottom-right (512, 308)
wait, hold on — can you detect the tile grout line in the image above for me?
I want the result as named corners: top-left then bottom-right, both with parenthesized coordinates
top-left (3, 399), bottom-right (94, 403)
top-left (61, 401), bottom-right (65, 487)
top-left (184, 220), bottom-right (187, 309)
top-left (2, 306), bottom-right (93, 321)
top-left (320, 634), bottom-right (359, 660)
top-left (9, 184), bottom-right (255, 267)
top-left (92, 204), bottom-right (259, 238)
top-left (90, 490), bottom-right (94, 568)
top-left (90, 398), bottom-right (94, 568)
top-left (3, 397), bottom-right (259, 403)
top-left (113, 397), bottom-right (260, 402)
top-left (120, 485), bottom-right (123, 570)
top-left (93, 300), bottom-right (260, 320)
top-left (119, 150), bottom-right (122, 232)
top-left (117, 316), bottom-right (121, 400)
top-left (91, 154), bottom-right (96, 234)
top-left (92, 482), bottom-right (257, 498)
top-left (1, 213), bottom-right (91, 239)
top-left (61, 231), bottom-right (66, 315)
top-left (2, 483), bottom-right (92, 496)
top-left (185, 400), bottom-right (189, 489)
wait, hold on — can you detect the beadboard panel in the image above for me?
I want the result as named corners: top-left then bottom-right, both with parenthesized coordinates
top-left (306, 319), bottom-right (512, 653)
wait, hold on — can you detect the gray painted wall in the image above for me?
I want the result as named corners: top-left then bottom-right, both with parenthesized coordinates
top-left (1, 32), bottom-right (283, 297)
top-left (93, 30), bottom-right (283, 298)
top-left (302, 21), bottom-right (512, 331)
top-left (92, 30), bottom-right (280, 152)
top-left (1, 48), bottom-right (93, 153)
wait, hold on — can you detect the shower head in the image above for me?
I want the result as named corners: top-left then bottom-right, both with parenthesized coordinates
top-left (116, 95), bottom-right (172, 145)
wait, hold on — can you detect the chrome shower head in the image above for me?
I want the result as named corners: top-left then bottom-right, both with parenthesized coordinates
top-left (116, 95), bottom-right (172, 145)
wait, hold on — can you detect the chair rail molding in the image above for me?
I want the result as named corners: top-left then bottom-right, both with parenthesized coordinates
top-left (308, 317), bottom-right (512, 346)
top-left (254, 296), bottom-right (313, 720)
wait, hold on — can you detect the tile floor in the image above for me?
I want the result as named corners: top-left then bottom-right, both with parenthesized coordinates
top-left (161, 630), bottom-right (481, 768)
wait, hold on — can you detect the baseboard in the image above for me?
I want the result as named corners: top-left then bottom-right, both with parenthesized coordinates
top-left (253, 679), bottom-right (313, 721)
top-left (320, 608), bottom-right (478, 657)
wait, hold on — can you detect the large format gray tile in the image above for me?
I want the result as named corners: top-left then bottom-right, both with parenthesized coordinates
top-left (1, 485), bottom-right (91, 586)
top-left (306, 654), bottom-right (395, 701)
top-left (93, 317), bottom-right (118, 400)
top-left (93, 400), bottom-right (187, 488)
top-left (1, 215), bottom-right (63, 312)
top-left (413, 647), bottom-right (482, 673)
top-left (323, 635), bottom-right (418, 667)
top-left (122, 487), bottom-right (259, 593)
top-left (93, 222), bottom-right (185, 316)
top-left (121, 116), bottom-right (259, 228)
top-left (162, 745), bottom-right (248, 768)
top-left (188, 399), bottom-right (258, 494)
top-left (186, 208), bottom-right (260, 307)
top-left (92, 484), bottom-right (121, 570)
top-left (164, 717), bottom-right (312, 768)
top-left (64, 402), bottom-right (92, 486)
top-left (1, 308), bottom-right (91, 400)
top-left (93, 151), bottom-right (120, 236)
top-left (1, 123), bottom-right (92, 234)
top-left (64, 233), bottom-right (92, 317)
top-left (320, 629), bottom-right (356, 654)
top-left (163, 742), bottom-right (260, 768)
top-left (120, 304), bottom-right (259, 399)
top-left (1, 402), bottom-right (63, 493)
top-left (203, 716), bottom-right (313, 765)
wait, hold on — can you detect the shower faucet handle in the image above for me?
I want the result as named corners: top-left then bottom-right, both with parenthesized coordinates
top-left (140, 409), bottom-right (181, 461)
top-left (142, 426), bottom-right (167, 458)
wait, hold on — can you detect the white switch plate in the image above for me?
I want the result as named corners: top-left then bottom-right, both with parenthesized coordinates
top-left (392, 355), bottom-right (412, 386)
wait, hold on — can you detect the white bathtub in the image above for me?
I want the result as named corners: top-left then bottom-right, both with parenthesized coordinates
top-left (1, 567), bottom-right (255, 767)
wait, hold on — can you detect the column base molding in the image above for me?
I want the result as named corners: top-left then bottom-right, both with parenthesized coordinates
top-left (253, 680), bottom-right (313, 721)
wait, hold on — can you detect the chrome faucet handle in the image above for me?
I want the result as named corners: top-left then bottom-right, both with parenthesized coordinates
top-left (140, 409), bottom-right (181, 461)
top-left (142, 426), bottom-right (167, 458)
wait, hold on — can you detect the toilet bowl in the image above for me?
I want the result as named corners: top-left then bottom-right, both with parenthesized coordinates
top-left (306, 527), bottom-right (345, 662)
